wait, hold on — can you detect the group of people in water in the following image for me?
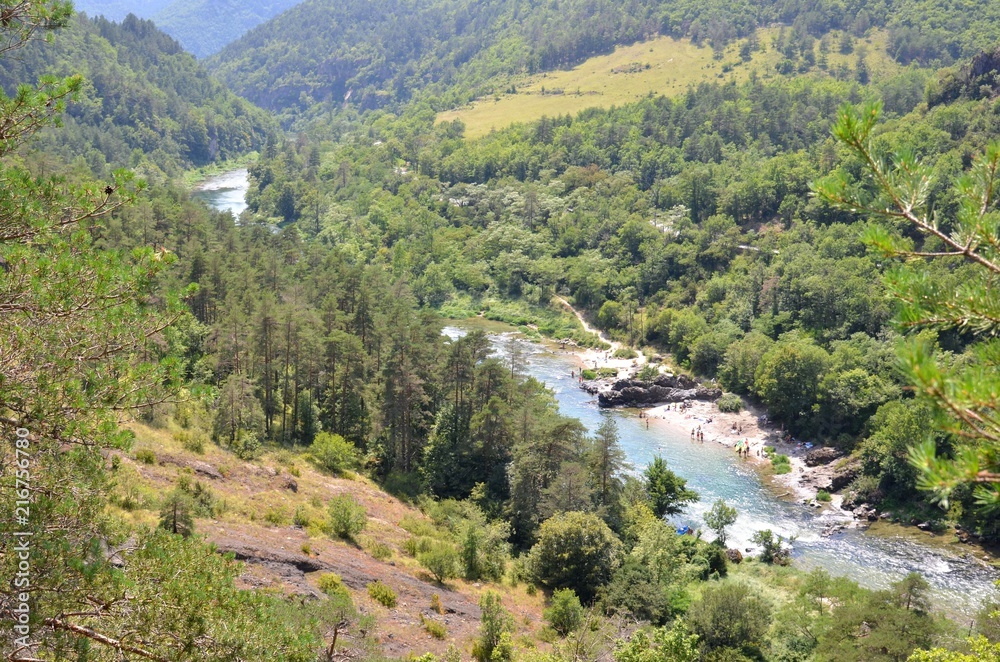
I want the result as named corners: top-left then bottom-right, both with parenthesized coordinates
top-left (690, 425), bottom-right (705, 442)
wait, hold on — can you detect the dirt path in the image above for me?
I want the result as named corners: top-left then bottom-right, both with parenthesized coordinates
top-left (554, 295), bottom-right (646, 369)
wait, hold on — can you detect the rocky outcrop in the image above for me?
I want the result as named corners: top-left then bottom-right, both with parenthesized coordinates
top-left (805, 447), bottom-right (842, 467)
top-left (725, 548), bottom-right (743, 564)
top-left (828, 460), bottom-right (860, 492)
top-left (596, 374), bottom-right (722, 408)
top-left (853, 505), bottom-right (878, 522)
top-left (157, 453), bottom-right (223, 480)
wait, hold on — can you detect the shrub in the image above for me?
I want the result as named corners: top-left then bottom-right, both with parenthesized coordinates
top-left (421, 614), bottom-right (448, 640)
top-left (716, 393), bottom-right (743, 413)
top-left (770, 454), bottom-right (791, 475)
top-left (752, 529), bottom-right (791, 565)
top-left (317, 573), bottom-right (351, 600)
top-left (174, 430), bottom-right (206, 454)
top-left (613, 347), bottom-right (638, 359)
top-left (229, 431), bottom-right (260, 460)
top-left (816, 490), bottom-right (832, 502)
top-left (365, 539), bottom-right (393, 561)
top-left (430, 593), bottom-right (443, 614)
top-left (847, 474), bottom-right (883, 504)
top-left (264, 506), bottom-right (288, 525)
top-left (581, 369), bottom-right (598, 380)
top-left (544, 588), bottom-right (584, 636)
top-left (419, 542), bottom-right (460, 583)
top-left (774, 463), bottom-right (792, 475)
top-left (460, 521), bottom-right (511, 582)
top-left (311, 432), bottom-right (360, 474)
top-left (473, 592), bottom-right (514, 662)
top-left (637, 364), bottom-right (660, 381)
top-left (135, 448), bottom-right (156, 464)
top-left (597, 367), bottom-right (618, 378)
top-left (367, 581), bottom-right (397, 608)
top-left (328, 495), bottom-right (367, 539)
top-left (293, 505), bottom-right (311, 527)
top-left (687, 582), bottom-right (772, 653)
top-left (528, 511), bottom-right (623, 602)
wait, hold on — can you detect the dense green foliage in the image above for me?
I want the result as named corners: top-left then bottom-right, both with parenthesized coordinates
top-left (0, 12), bottom-right (275, 177)
top-left (204, 0), bottom-right (1000, 122)
top-left (8, 0), bottom-right (1000, 658)
top-left (0, 3), bottom-right (346, 658)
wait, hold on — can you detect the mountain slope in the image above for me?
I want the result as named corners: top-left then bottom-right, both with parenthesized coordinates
top-left (207, 0), bottom-right (1000, 122)
top-left (0, 13), bottom-right (276, 176)
top-left (74, 0), bottom-right (305, 58)
top-left (151, 0), bottom-right (306, 58)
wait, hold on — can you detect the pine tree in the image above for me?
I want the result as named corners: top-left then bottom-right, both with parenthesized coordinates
top-left (814, 102), bottom-right (1000, 515)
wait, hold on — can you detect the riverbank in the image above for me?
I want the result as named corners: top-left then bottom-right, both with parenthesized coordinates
top-left (182, 153), bottom-right (258, 188)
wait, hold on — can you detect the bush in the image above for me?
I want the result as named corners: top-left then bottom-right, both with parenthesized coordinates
top-left (311, 432), bottom-right (360, 474)
top-left (421, 614), bottom-right (448, 639)
top-left (770, 454), bottom-right (791, 475)
top-left (581, 369), bottom-right (598, 380)
top-left (229, 431), bottom-right (260, 460)
top-left (328, 495), bottom-right (367, 539)
top-left (135, 448), bottom-right (156, 464)
top-left (637, 364), bottom-right (660, 381)
top-left (460, 521), bottom-right (511, 582)
top-left (816, 490), bottom-right (832, 502)
top-left (474, 591), bottom-right (514, 662)
top-left (528, 511), bottom-right (623, 602)
top-left (264, 506), bottom-right (288, 525)
top-left (367, 581), bottom-right (397, 608)
top-left (365, 539), bottom-right (393, 561)
top-left (846, 474), bottom-right (884, 505)
top-left (431, 593), bottom-right (444, 614)
top-left (598, 367), bottom-right (618, 378)
top-left (293, 505), bottom-right (311, 527)
top-left (317, 573), bottom-right (351, 600)
top-left (687, 582), bottom-right (772, 653)
top-left (751, 529), bottom-right (791, 565)
top-left (544, 589), bottom-right (584, 636)
top-left (174, 430), bottom-right (206, 454)
top-left (419, 542), bottom-right (460, 583)
top-left (613, 347), bottom-right (638, 359)
top-left (716, 393), bottom-right (743, 413)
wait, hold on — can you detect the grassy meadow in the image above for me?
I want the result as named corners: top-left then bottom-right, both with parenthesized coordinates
top-left (438, 29), bottom-right (902, 139)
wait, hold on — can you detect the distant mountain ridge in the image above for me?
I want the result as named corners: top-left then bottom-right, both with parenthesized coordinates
top-left (74, 0), bottom-right (305, 57)
top-left (0, 12), bottom-right (276, 176)
top-left (205, 0), bottom-right (1000, 121)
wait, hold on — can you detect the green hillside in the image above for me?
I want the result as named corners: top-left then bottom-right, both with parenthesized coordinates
top-left (6, 1), bottom-right (1000, 660)
top-left (0, 12), bottom-right (276, 176)
top-left (207, 0), bottom-right (1000, 123)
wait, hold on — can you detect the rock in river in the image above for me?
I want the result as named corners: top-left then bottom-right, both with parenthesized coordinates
top-left (596, 373), bottom-right (722, 408)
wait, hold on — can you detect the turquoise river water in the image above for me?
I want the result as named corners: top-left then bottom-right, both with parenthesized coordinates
top-left (195, 174), bottom-right (998, 617)
top-left (445, 325), bottom-right (998, 618)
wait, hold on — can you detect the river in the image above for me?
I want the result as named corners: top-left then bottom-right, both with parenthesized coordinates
top-left (192, 168), bottom-right (249, 216)
top-left (444, 324), bottom-right (998, 617)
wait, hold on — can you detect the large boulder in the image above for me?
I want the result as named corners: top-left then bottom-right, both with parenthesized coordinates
top-left (805, 447), bottom-right (842, 467)
top-left (596, 373), bottom-right (719, 407)
top-left (829, 460), bottom-right (860, 492)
